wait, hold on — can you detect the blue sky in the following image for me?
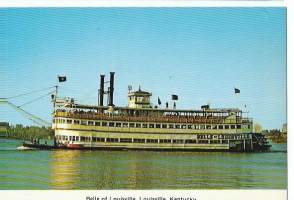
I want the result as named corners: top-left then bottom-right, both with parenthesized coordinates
top-left (0, 8), bottom-right (286, 129)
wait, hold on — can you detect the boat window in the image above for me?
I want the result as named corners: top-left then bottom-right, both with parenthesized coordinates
top-left (107, 138), bottom-right (118, 142)
top-left (97, 138), bottom-right (105, 142)
top-left (80, 136), bottom-right (85, 141)
top-left (62, 135), bottom-right (65, 140)
top-left (136, 123), bottom-right (141, 128)
top-left (237, 125), bottom-right (241, 129)
top-left (88, 121), bottom-right (94, 126)
top-left (221, 140), bottom-right (228, 144)
top-left (159, 139), bottom-right (171, 143)
top-left (156, 124), bottom-right (161, 128)
top-left (76, 136), bottom-right (79, 141)
top-left (248, 125), bottom-right (251, 129)
top-left (142, 124), bottom-right (148, 128)
top-left (225, 125), bottom-right (230, 129)
top-left (102, 122), bottom-right (108, 127)
top-left (211, 140), bottom-right (220, 144)
top-left (120, 138), bottom-right (132, 143)
top-left (133, 138), bottom-right (145, 143)
top-left (198, 140), bottom-right (208, 144)
top-left (95, 121), bottom-right (101, 126)
top-left (200, 125), bottom-right (205, 129)
top-left (172, 139), bottom-right (184, 144)
top-left (194, 125), bottom-right (200, 129)
top-left (187, 125), bottom-right (193, 129)
top-left (181, 125), bottom-right (186, 129)
top-left (146, 139), bottom-right (158, 143)
top-left (175, 124), bottom-right (180, 129)
top-left (231, 125), bottom-right (236, 129)
top-left (206, 125), bottom-right (211, 129)
top-left (81, 120), bottom-right (87, 125)
top-left (129, 123), bottom-right (135, 128)
top-left (109, 122), bottom-right (115, 127)
top-left (218, 125), bottom-right (224, 129)
top-left (149, 124), bottom-right (154, 128)
top-left (116, 123), bottom-right (121, 127)
top-left (69, 136), bottom-right (72, 141)
top-left (74, 120), bottom-right (80, 125)
top-left (169, 124), bottom-right (174, 129)
top-left (212, 125), bottom-right (217, 129)
top-left (162, 124), bottom-right (167, 129)
top-left (65, 136), bottom-right (68, 141)
top-left (123, 123), bottom-right (128, 128)
top-left (66, 119), bottom-right (72, 124)
top-left (92, 137), bottom-right (97, 142)
top-left (185, 139), bottom-right (197, 144)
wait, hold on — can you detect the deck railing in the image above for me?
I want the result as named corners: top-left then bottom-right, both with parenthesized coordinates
top-left (54, 111), bottom-right (252, 124)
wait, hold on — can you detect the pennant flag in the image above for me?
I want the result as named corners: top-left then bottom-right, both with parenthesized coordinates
top-left (201, 104), bottom-right (209, 110)
top-left (58, 76), bottom-right (67, 82)
top-left (234, 88), bottom-right (240, 94)
top-left (171, 94), bottom-right (178, 100)
top-left (158, 97), bottom-right (161, 105)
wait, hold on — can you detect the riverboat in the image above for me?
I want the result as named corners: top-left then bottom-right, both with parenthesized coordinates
top-left (51, 72), bottom-right (270, 152)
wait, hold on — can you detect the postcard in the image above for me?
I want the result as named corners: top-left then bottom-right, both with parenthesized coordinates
top-left (0, 5), bottom-right (288, 200)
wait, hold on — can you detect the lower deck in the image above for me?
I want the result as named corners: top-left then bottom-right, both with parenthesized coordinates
top-left (54, 128), bottom-right (256, 151)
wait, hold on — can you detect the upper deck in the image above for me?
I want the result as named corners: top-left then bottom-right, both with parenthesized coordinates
top-left (54, 103), bottom-right (252, 125)
top-left (52, 72), bottom-right (252, 126)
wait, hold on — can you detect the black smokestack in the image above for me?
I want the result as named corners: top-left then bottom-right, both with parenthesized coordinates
top-left (99, 74), bottom-right (105, 106)
top-left (108, 72), bottom-right (115, 106)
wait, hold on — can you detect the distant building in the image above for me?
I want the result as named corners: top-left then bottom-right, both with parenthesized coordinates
top-left (282, 123), bottom-right (287, 134)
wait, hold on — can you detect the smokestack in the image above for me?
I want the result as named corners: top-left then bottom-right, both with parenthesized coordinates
top-left (108, 72), bottom-right (115, 106)
top-left (99, 74), bottom-right (105, 106)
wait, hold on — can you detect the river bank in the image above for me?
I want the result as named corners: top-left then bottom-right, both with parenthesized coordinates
top-left (0, 125), bottom-right (54, 141)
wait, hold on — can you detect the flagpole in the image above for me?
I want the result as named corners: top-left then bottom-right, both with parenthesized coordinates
top-left (234, 87), bottom-right (240, 135)
top-left (54, 76), bottom-right (59, 114)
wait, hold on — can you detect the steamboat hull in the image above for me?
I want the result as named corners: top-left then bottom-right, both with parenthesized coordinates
top-left (22, 140), bottom-right (270, 152)
top-left (51, 128), bottom-right (271, 152)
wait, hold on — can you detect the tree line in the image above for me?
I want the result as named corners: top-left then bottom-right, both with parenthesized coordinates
top-left (4, 124), bottom-right (54, 140)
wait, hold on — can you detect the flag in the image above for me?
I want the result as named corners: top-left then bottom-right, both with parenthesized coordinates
top-left (58, 76), bottom-right (66, 82)
top-left (171, 94), bottom-right (178, 100)
top-left (158, 97), bottom-right (161, 105)
top-left (234, 88), bottom-right (240, 94)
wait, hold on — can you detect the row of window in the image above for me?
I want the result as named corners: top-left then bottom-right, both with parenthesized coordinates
top-left (54, 118), bottom-right (249, 130)
top-left (56, 134), bottom-right (250, 144)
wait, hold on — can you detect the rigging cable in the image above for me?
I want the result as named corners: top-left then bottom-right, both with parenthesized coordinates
top-left (7, 86), bottom-right (56, 100)
top-left (17, 91), bottom-right (55, 108)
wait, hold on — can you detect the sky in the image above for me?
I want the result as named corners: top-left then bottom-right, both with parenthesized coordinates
top-left (0, 8), bottom-right (286, 129)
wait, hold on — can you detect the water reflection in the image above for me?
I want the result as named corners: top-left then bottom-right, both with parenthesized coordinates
top-left (49, 148), bottom-right (287, 189)
top-left (50, 150), bottom-right (81, 189)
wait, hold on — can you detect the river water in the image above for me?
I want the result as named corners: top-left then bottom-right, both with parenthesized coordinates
top-left (0, 139), bottom-right (287, 189)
